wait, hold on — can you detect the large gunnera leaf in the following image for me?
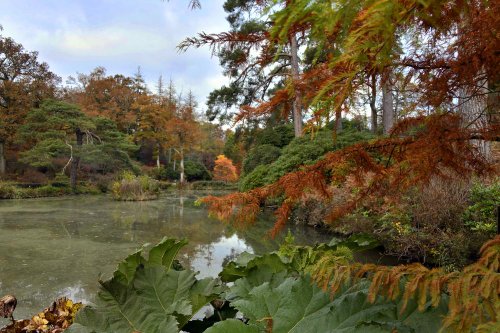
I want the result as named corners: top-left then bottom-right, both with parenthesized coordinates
top-left (67, 237), bottom-right (222, 333)
top-left (213, 276), bottom-right (447, 333)
top-left (216, 248), bottom-right (448, 333)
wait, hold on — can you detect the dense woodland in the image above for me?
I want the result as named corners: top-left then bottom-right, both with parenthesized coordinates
top-left (1, 0), bottom-right (499, 332)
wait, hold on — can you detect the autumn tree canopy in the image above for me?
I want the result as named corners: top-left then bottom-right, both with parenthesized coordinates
top-left (63, 67), bottom-right (142, 134)
top-left (198, 0), bottom-right (499, 234)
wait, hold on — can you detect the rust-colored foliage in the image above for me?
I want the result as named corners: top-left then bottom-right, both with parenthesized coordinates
top-left (0, 35), bottom-right (60, 148)
top-left (182, 0), bottom-right (499, 131)
top-left (133, 94), bottom-right (172, 146)
top-left (310, 235), bottom-right (500, 332)
top-left (64, 67), bottom-right (138, 134)
top-left (0, 298), bottom-right (82, 333)
top-left (202, 113), bottom-right (498, 237)
top-left (213, 154), bottom-right (239, 183)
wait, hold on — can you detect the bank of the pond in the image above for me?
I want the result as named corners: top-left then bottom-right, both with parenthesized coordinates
top-left (0, 180), bottom-right (237, 200)
top-left (0, 182), bottom-right (101, 199)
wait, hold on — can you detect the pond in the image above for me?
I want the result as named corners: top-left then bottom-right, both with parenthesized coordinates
top-left (0, 191), bottom-right (333, 323)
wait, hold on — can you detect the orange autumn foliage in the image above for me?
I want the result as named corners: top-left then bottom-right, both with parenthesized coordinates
top-left (213, 155), bottom-right (238, 182)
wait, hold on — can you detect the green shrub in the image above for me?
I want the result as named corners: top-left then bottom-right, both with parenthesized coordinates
top-left (0, 183), bottom-right (19, 199)
top-left (0, 180), bottom-right (102, 199)
top-left (158, 164), bottom-right (180, 181)
top-left (255, 123), bottom-right (294, 148)
top-left (239, 165), bottom-right (270, 191)
top-left (242, 144), bottom-right (281, 175)
top-left (463, 180), bottom-right (500, 234)
top-left (50, 174), bottom-right (70, 188)
top-left (158, 160), bottom-right (211, 182)
top-left (35, 185), bottom-right (65, 197)
top-left (74, 183), bottom-right (101, 195)
top-left (239, 128), bottom-right (375, 190)
top-left (184, 160), bottom-right (211, 181)
top-left (112, 172), bottom-right (160, 201)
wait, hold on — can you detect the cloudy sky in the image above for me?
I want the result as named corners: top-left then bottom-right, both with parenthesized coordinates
top-left (0, 0), bottom-right (230, 110)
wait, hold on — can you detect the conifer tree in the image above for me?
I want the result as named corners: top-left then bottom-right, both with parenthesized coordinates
top-left (18, 100), bottom-right (136, 189)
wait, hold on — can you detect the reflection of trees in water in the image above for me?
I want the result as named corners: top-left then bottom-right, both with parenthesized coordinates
top-left (221, 248), bottom-right (239, 268)
top-left (193, 243), bottom-right (214, 268)
top-left (102, 193), bottom-right (230, 268)
top-left (231, 211), bottom-right (332, 255)
top-left (179, 194), bottom-right (184, 218)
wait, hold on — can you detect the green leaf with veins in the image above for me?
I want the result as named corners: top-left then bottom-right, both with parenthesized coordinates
top-left (67, 238), bottom-right (221, 333)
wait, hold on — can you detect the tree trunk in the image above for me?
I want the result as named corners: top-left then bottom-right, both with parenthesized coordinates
top-left (369, 73), bottom-right (378, 133)
top-left (156, 143), bottom-right (161, 170)
top-left (70, 128), bottom-right (83, 190)
top-left (179, 147), bottom-right (185, 184)
top-left (459, 69), bottom-right (491, 159)
top-left (0, 141), bottom-right (6, 175)
top-left (290, 34), bottom-right (303, 137)
top-left (335, 108), bottom-right (343, 133)
top-left (382, 76), bottom-right (394, 135)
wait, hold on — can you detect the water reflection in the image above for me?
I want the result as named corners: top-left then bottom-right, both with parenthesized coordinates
top-left (0, 191), bottom-right (330, 322)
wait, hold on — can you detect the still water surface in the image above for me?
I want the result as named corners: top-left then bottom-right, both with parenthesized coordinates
top-left (0, 191), bottom-right (331, 322)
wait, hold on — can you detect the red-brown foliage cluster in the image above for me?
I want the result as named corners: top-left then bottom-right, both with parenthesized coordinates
top-left (202, 114), bottom-right (498, 236)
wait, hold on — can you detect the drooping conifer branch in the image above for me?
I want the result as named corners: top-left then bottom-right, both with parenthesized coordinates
top-left (309, 235), bottom-right (500, 332)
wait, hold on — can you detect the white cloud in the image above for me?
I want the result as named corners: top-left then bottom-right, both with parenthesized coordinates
top-left (39, 26), bottom-right (169, 58)
top-left (0, 0), bottom-right (231, 108)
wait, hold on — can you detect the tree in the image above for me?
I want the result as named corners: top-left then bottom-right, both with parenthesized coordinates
top-left (133, 94), bottom-right (171, 169)
top-left (166, 90), bottom-right (202, 183)
top-left (382, 74), bottom-right (394, 135)
top-left (180, 0), bottom-right (307, 137)
top-left (213, 154), bottom-right (238, 182)
top-left (0, 34), bottom-right (60, 174)
top-left (18, 100), bottom-right (136, 189)
top-left (64, 67), bottom-right (138, 134)
top-left (200, 0), bottom-right (499, 235)
top-left (197, 121), bottom-right (225, 171)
